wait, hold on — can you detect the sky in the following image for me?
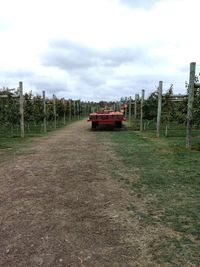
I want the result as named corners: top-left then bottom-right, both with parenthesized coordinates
top-left (0, 0), bottom-right (200, 101)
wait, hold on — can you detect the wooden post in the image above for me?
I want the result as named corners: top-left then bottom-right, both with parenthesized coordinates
top-left (84, 102), bottom-right (87, 117)
top-left (77, 100), bottom-right (80, 120)
top-left (43, 90), bottom-right (47, 133)
top-left (53, 94), bottom-right (56, 129)
top-left (63, 98), bottom-right (66, 125)
top-left (69, 99), bottom-right (72, 121)
top-left (186, 62), bottom-right (196, 149)
top-left (89, 103), bottom-right (92, 114)
top-left (134, 94), bottom-right (138, 121)
top-left (140, 90), bottom-right (145, 132)
top-left (156, 81), bottom-right (163, 138)
top-left (85, 103), bottom-right (87, 116)
top-left (19, 81), bottom-right (24, 138)
top-left (80, 102), bottom-right (83, 117)
top-left (79, 101), bottom-right (81, 119)
top-left (87, 102), bottom-right (89, 115)
top-left (74, 100), bottom-right (76, 119)
top-left (125, 97), bottom-right (128, 118)
top-left (129, 96), bottom-right (132, 125)
top-left (86, 102), bottom-right (89, 116)
top-left (81, 102), bottom-right (83, 117)
top-left (80, 101), bottom-right (83, 118)
top-left (80, 101), bottom-right (82, 119)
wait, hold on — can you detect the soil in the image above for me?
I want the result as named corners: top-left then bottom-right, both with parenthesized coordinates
top-left (0, 121), bottom-right (160, 267)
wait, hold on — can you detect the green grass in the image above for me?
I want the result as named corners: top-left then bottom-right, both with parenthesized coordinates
top-left (101, 124), bottom-right (200, 266)
top-left (0, 118), bottom-right (78, 137)
top-left (0, 118), bottom-right (79, 161)
top-left (0, 138), bottom-right (36, 164)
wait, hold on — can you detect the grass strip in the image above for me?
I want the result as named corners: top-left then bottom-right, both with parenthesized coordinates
top-left (101, 127), bottom-right (200, 266)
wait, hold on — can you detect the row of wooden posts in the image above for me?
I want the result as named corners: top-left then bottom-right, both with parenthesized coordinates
top-left (126, 84), bottom-right (162, 135)
top-left (127, 82), bottom-right (162, 138)
top-left (127, 62), bottom-right (198, 149)
top-left (1, 62), bottom-right (197, 149)
top-left (0, 81), bottom-right (96, 138)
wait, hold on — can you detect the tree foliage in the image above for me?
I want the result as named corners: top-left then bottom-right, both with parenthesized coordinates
top-left (0, 88), bottom-right (87, 133)
top-left (194, 87), bottom-right (200, 126)
top-left (143, 90), bottom-right (158, 121)
top-left (0, 88), bottom-right (20, 128)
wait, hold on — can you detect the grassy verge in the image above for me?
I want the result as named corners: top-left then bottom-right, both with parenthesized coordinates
top-left (101, 126), bottom-right (200, 266)
top-left (0, 118), bottom-right (79, 162)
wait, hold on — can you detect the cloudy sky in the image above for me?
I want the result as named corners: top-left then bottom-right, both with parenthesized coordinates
top-left (0, 0), bottom-right (200, 101)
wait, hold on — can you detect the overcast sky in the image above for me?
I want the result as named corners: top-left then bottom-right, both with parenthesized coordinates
top-left (0, 0), bottom-right (199, 101)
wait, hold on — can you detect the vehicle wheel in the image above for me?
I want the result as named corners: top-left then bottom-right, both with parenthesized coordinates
top-left (92, 122), bottom-right (97, 129)
top-left (115, 121), bottom-right (122, 128)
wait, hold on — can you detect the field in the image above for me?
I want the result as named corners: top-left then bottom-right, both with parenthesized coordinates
top-left (0, 120), bottom-right (199, 266)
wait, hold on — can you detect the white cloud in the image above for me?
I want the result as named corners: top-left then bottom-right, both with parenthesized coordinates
top-left (0, 0), bottom-right (200, 100)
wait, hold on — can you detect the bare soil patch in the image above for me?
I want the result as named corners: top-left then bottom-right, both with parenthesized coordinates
top-left (0, 121), bottom-right (162, 267)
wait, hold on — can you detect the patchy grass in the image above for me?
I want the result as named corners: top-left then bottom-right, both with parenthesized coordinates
top-left (101, 126), bottom-right (200, 266)
top-left (0, 136), bottom-right (31, 162)
top-left (0, 119), bottom-right (78, 162)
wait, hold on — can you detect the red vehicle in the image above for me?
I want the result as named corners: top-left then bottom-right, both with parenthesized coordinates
top-left (88, 109), bottom-right (126, 129)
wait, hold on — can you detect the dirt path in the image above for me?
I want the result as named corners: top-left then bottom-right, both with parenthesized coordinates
top-left (0, 121), bottom-right (155, 267)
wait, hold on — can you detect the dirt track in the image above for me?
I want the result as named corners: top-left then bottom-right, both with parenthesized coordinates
top-left (0, 121), bottom-right (156, 267)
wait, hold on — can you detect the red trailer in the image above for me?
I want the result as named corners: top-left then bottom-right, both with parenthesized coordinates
top-left (87, 109), bottom-right (126, 129)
